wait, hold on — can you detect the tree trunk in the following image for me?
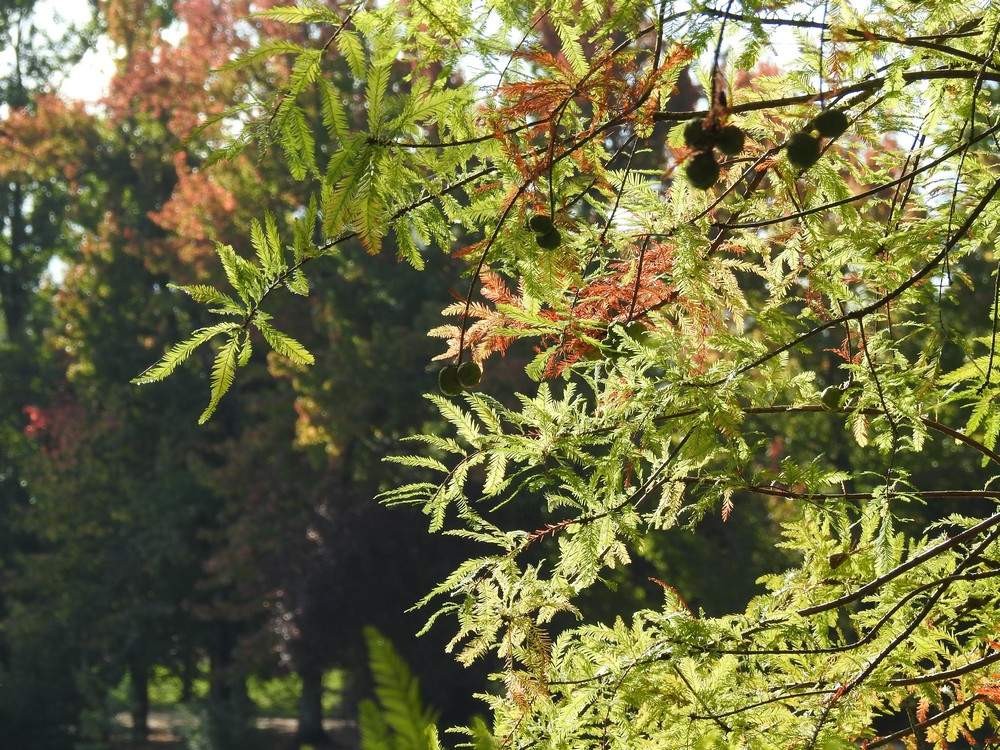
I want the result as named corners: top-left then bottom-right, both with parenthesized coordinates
top-left (208, 625), bottom-right (233, 705)
top-left (1, 182), bottom-right (27, 344)
top-left (180, 646), bottom-right (196, 703)
top-left (206, 624), bottom-right (250, 747)
top-left (129, 658), bottom-right (149, 745)
top-left (297, 665), bottom-right (329, 745)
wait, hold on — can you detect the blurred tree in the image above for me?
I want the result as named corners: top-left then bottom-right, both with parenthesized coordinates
top-left (0, 1), bottom-right (257, 744)
top-left (1, 3), bottom-right (494, 747)
top-left (0, 2), bottom-right (100, 746)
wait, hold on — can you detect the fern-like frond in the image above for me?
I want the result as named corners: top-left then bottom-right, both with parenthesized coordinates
top-left (252, 3), bottom-right (341, 25)
top-left (168, 283), bottom-right (243, 313)
top-left (218, 40), bottom-right (306, 72)
top-left (363, 627), bottom-right (438, 750)
top-left (252, 315), bottom-right (315, 366)
top-left (337, 30), bottom-right (366, 79)
top-left (132, 323), bottom-right (240, 386)
top-left (198, 334), bottom-right (241, 424)
top-left (215, 242), bottom-right (264, 303)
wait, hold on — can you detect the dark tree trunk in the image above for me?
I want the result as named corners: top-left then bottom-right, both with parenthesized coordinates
top-left (0, 24), bottom-right (27, 344)
top-left (129, 657), bottom-right (149, 745)
top-left (206, 624), bottom-right (250, 747)
top-left (296, 665), bottom-right (329, 745)
top-left (180, 646), bottom-right (196, 703)
top-left (1, 182), bottom-right (27, 344)
top-left (208, 625), bottom-right (233, 705)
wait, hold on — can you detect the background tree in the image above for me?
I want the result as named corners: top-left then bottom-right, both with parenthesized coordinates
top-left (1, 2), bottom-right (529, 747)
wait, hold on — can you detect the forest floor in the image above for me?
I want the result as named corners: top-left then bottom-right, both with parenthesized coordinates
top-left (113, 710), bottom-right (357, 749)
top-left (113, 712), bottom-right (911, 749)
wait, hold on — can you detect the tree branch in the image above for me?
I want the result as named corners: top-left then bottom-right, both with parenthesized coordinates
top-left (653, 69), bottom-right (1000, 122)
top-left (867, 695), bottom-right (983, 748)
top-left (797, 511), bottom-right (1000, 617)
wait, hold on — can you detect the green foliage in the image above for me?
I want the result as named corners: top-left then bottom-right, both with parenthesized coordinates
top-left (253, 3), bottom-right (343, 26)
top-left (360, 627), bottom-right (441, 750)
top-left (246, 670), bottom-right (342, 716)
top-left (141, 0), bottom-right (1000, 748)
top-left (132, 220), bottom-right (316, 422)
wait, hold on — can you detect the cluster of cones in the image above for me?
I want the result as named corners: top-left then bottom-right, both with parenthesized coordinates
top-left (439, 360), bottom-right (482, 396)
top-left (785, 108), bottom-right (849, 169)
top-left (683, 118), bottom-right (746, 189)
top-left (682, 107), bottom-right (851, 188)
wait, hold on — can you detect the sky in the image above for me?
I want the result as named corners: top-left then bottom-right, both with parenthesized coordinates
top-left (29, 0), bottom-right (113, 103)
top-left (33, 0), bottom-right (183, 105)
top-left (36, 1), bottom-right (814, 108)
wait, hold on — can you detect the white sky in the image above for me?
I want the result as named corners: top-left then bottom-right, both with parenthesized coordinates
top-left (34, 0), bottom-right (190, 104)
top-left (33, 0), bottom-right (114, 102)
top-left (39, 2), bottom-right (818, 107)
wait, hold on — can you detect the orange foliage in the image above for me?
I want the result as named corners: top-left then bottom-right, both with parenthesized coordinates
top-left (103, 0), bottom-right (254, 138)
top-left (0, 95), bottom-right (95, 184)
top-left (148, 152), bottom-right (240, 274)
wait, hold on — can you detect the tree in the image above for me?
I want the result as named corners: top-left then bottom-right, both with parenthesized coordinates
top-left (0, 3), bottom-right (105, 747)
top-left (3, 3), bottom-right (503, 747)
top-left (137, 0), bottom-right (1000, 747)
top-left (0, 1), bottom-right (263, 744)
top-left (196, 235), bottom-right (496, 741)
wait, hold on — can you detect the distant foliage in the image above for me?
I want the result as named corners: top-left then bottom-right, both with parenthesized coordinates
top-left (360, 628), bottom-right (496, 750)
top-left (359, 627), bottom-right (442, 750)
top-left (139, 0), bottom-right (1000, 747)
